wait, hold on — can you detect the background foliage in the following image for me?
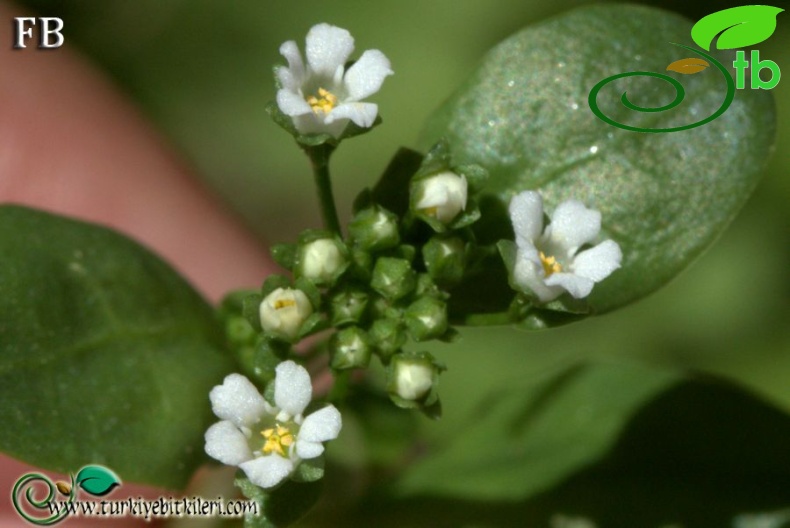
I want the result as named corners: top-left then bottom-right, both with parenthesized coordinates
top-left (11, 0), bottom-right (790, 526)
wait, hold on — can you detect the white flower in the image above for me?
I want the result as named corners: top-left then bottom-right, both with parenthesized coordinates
top-left (413, 171), bottom-right (468, 224)
top-left (299, 239), bottom-right (346, 284)
top-left (204, 362), bottom-right (342, 489)
top-left (509, 191), bottom-right (622, 303)
top-left (276, 23), bottom-right (393, 138)
top-left (259, 287), bottom-right (313, 341)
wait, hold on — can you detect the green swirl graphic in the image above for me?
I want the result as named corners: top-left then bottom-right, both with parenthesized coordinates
top-left (12, 472), bottom-right (74, 526)
top-left (588, 43), bottom-right (735, 133)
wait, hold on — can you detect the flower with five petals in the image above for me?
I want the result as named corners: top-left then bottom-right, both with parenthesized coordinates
top-left (275, 23), bottom-right (393, 138)
top-left (508, 191), bottom-right (622, 303)
top-left (204, 361), bottom-right (342, 489)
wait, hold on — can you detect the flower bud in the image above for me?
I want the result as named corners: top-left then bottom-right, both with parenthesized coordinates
top-left (329, 288), bottom-right (369, 327)
top-left (369, 318), bottom-right (406, 361)
top-left (404, 297), bottom-right (448, 341)
top-left (330, 327), bottom-right (372, 370)
top-left (297, 238), bottom-right (347, 285)
top-left (423, 236), bottom-right (467, 286)
top-left (259, 287), bottom-right (313, 341)
top-left (389, 353), bottom-right (439, 401)
top-left (412, 171), bottom-right (467, 224)
top-left (370, 257), bottom-right (417, 301)
top-left (349, 206), bottom-right (400, 252)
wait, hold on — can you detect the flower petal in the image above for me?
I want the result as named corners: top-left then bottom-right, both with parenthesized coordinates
top-left (278, 40), bottom-right (304, 87)
top-left (210, 374), bottom-right (268, 428)
top-left (299, 406), bottom-right (342, 444)
top-left (274, 361), bottom-right (312, 419)
top-left (509, 191), bottom-right (544, 248)
top-left (295, 440), bottom-right (324, 459)
top-left (280, 40), bottom-right (304, 76)
top-left (204, 421), bottom-right (253, 466)
top-left (305, 24), bottom-right (354, 78)
top-left (326, 102), bottom-right (378, 128)
top-left (545, 272), bottom-right (595, 299)
top-left (276, 89), bottom-right (313, 117)
top-left (513, 247), bottom-right (562, 302)
top-left (546, 200), bottom-right (601, 255)
top-left (240, 456), bottom-right (294, 489)
top-left (571, 240), bottom-right (622, 282)
top-left (344, 49), bottom-right (393, 101)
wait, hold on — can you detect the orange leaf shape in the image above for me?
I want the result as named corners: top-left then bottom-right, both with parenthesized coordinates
top-left (666, 58), bottom-right (710, 74)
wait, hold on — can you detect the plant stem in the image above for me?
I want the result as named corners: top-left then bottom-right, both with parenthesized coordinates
top-left (305, 143), bottom-right (341, 234)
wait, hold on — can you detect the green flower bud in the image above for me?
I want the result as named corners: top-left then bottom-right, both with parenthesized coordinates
top-left (329, 288), bottom-right (369, 327)
top-left (388, 352), bottom-right (441, 402)
top-left (330, 326), bottom-right (372, 370)
top-left (369, 318), bottom-right (407, 361)
top-left (349, 205), bottom-right (400, 252)
top-left (370, 257), bottom-right (417, 301)
top-left (404, 296), bottom-right (448, 341)
top-left (423, 236), bottom-right (467, 286)
top-left (296, 238), bottom-right (348, 285)
top-left (259, 287), bottom-right (313, 341)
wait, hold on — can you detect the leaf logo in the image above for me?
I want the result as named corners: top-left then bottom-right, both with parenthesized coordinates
top-left (666, 58), bottom-right (710, 74)
top-left (75, 465), bottom-right (122, 496)
top-left (691, 5), bottom-right (784, 51)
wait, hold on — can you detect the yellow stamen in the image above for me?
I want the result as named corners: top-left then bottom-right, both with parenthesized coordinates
top-left (421, 206), bottom-right (439, 218)
top-left (306, 88), bottom-right (337, 114)
top-left (261, 425), bottom-right (295, 457)
top-left (274, 299), bottom-right (296, 310)
top-left (539, 251), bottom-right (562, 277)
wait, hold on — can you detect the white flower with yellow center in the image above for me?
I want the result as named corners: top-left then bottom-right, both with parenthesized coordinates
top-left (276, 23), bottom-right (393, 138)
top-left (413, 171), bottom-right (468, 224)
top-left (509, 191), bottom-right (622, 303)
top-left (259, 287), bottom-right (313, 341)
top-left (204, 362), bottom-right (342, 489)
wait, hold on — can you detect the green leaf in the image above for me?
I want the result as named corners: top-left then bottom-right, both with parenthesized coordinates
top-left (0, 206), bottom-right (234, 489)
top-left (691, 5), bottom-right (784, 51)
top-left (393, 361), bottom-right (679, 500)
top-left (75, 465), bottom-right (121, 496)
top-left (421, 4), bottom-right (775, 315)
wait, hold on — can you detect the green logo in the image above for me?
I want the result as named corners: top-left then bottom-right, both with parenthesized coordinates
top-left (12, 465), bottom-right (121, 525)
top-left (589, 5), bottom-right (783, 133)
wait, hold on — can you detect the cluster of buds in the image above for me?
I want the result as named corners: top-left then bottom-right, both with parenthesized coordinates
top-left (220, 141), bottom-right (485, 418)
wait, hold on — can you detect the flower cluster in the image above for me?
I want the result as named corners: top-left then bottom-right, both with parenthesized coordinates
top-left (209, 22), bottom-right (626, 511)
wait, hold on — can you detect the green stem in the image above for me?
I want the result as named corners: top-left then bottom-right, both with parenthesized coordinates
top-left (305, 144), bottom-right (341, 234)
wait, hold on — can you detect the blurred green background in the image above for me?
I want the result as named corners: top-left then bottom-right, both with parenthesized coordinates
top-left (16, 0), bottom-right (790, 525)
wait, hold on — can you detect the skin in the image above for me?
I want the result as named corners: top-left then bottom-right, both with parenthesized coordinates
top-left (0, 2), bottom-right (276, 525)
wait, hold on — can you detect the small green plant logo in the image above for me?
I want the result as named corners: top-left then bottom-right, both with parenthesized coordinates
top-left (12, 465), bottom-right (121, 525)
top-left (589, 5), bottom-right (784, 133)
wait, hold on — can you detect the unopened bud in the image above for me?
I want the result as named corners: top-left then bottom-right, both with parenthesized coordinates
top-left (423, 236), bottom-right (467, 285)
top-left (370, 257), bottom-right (417, 301)
top-left (412, 171), bottom-right (467, 224)
top-left (329, 288), bottom-right (369, 327)
top-left (349, 206), bottom-right (400, 252)
top-left (259, 287), bottom-right (313, 341)
top-left (404, 297), bottom-right (448, 341)
top-left (369, 318), bottom-right (406, 361)
top-left (297, 238), bottom-right (347, 285)
top-left (389, 353), bottom-right (439, 401)
top-left (330, 327), bottom-right (372, 370)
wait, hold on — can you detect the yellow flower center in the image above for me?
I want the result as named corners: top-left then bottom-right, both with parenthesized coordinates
top-left (274, 298), bottom-right (296, 310)
top-left (261, 424), bottom-right (294, 457)
top-left (539, 251), bottom-right (562, 277)
top-left (307, 88), bottom-right (337, 114)
top-left (421, 206), bottom-right (439, 218)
